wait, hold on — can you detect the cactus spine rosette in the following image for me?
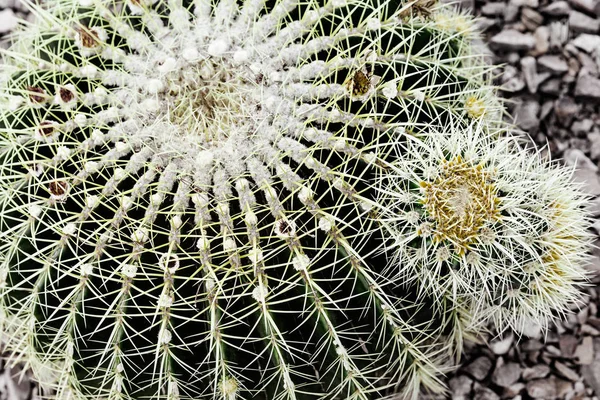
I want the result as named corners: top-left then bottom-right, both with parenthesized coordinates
top-left (0, 0), bottom-right (590, 399)
top-left (373, 123), bottom-right (592, 346)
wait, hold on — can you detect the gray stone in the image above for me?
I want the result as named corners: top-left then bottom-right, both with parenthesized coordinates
top-left (520, 57), bottom-right (538, 93)
top-left (0, 9), bottom-right (18, 34)
top-left (564, 148), bottom-right (597, 170)
top-left (540, 99), bottom-right (554, 120)
top-left (526, 378), bottom-right (557, 398)
top-left (533, 26), bottom-right (550, 55)
top-left (522, 339), bottom-right (544, 352)
top-left (13, 0), bottom-right (28, 12)
top-left (582, 323), bottom-right (600, 336)
top-left (476, 17), bottom-right (497, 31)
top-left (0, 0), bottom-right (15, 8)
top-left (586, 250), bottom-right (600, 282)
top-left (490, 334), bottom-right (514, 355)
top-left (572, 118), bottom-right (595, 135)
top-left (449, 375), bottom-right (473, 397)
top-left (578, 51), bottom-right (599, 76)
top-left (556, 378), bottom-right (575, 399)
top-left (571, 33), bottom-right (600, 54)
top-left (569, 10), bottom-right (600, 33)
top-left (555, 361), bottom-right (581, 381)
top-left (550, 22), bottom-right (569, 50)
top-left (490, 30), bottom-right (536, 51)
top-left (538, 55), bottom-right (569, 74)
top-left (539, 78), bottom-right (561, 95)
top-left (582, 360), bottom-right (600, 395)
top-left (481, 2), bottom-right (505, 17)
top-left (522, 365), bottom-right (550, 380)
top-left (574, 169), bottom-right (600, 196)
top-left (473, 388), bottom-right (500, 400)
top-left (3, 366), bottom-right (31, 400)
top-left (560, 334), bottom-right (580, 357)
top-left (502, 75), bottom-right (526, 92)
top-left (569, 0), bottom-right (596, 14)
top-left (503, 382), bottom-right (525, 398)
top-left (542, 1), bottom-right (571, 16)
top-left (464, 356), bottom-right (493, 381)
top-left (521, 8), bottom-right (544, 30)
top-left (514, 100), bottom-right (540, 131)
top-left (587, 196), bottom-right (600, 217)
top-left (575, 336), bottom-right (595, 365)
top-left (575, 74), bottom-right (600, 100)
top-left (504, 4), bottom-right (520, 22)
top-left (555, 97), bottom-right (580, 124)
top-left (492, 362), bottom-right (522, 388)
top-left (510, 0), bottom-right (538, 7)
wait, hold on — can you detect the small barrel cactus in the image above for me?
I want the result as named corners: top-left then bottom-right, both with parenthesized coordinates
top-left (0, 0), bottom-right (591, 399)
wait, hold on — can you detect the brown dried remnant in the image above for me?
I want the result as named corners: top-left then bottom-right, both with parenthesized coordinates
top-left (278, 220), bottom-right (291, 235)
top-left (78, 27), bottom-right (100, 48)
top-left (350, 70), bottom-right (372, 97)
top-left (27, 86), bottom-right (46, 103)
top-left (399, 0), bottom-right (437, 19)
top-left (59, 87), bottom-right (75, 103)
top-left (49, 180), bottom-right (69, 197)
top-left (38, 121), bottom-right (56, 136)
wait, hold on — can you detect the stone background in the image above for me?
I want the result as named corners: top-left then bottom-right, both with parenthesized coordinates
top-left (2, 0), bottom-right (600, 399)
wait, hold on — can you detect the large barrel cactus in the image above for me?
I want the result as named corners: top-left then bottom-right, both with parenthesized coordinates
top-left (0, 0), bottom-right (591, 399)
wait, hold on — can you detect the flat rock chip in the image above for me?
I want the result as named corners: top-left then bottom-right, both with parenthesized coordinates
top-left (0, 9), bottom-right (18, 34)
top-left (576, 74), bottom-right (600, 101)
top-left (526, 378), bottom-right (558, 398)
top-left (490, 29), bottom-right (536, 51)
top-left (492, 362), bottom-right (522, 388)
top-left (522, 365), bottom-right (551, 380)
top-left (464, 357), bottom-right (493, 381)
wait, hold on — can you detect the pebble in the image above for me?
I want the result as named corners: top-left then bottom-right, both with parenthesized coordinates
top-left (576, 336), bottom-right (596, 365)
top-left (513, 99), bottom-right (540, 131)
top-left (561, 334), bottom-right (580, 358)
top-left (541, 1), bottom-right (571, 16)
top-left (503, 382), bottom-right (525, 398)
top-left (482, 2), bottom-right (506, 16)
top-left (492, 361), bottom-right (522, 387)
top-left (539, 77), bottom-right (561, 95)
top-left (490, 29), bottom-right (536, 51)
top-left (510, 0), bottom-right (538, 7)
top-left (522, 365), bottom-right (551, 380)
top-left (572, 119), bottom-right (595, 135)
top-left (582, 361), bottom-right (600, 397)
top-left (533, 25), bottom-right (550, 55)
top-left (2, 366), bottom-right (30, 400)
top-left (549, 21), bottom-right (569, 50)
top-left (521, 7), bottom-right (544, 29)
top-left (576, 74), bottom-right (600, 101)
top-left (526, 377), bottom-right (558, 398)
top-left (520, 56), bottom-right (538, 92)
top-left (571, 33), bottom-right (600, 54)
top-left (473, 387), bottom-right (501, 400)
top-left (464, 356), bottom-right (493, 381)
top-left (449, 375), bottom-right (473, 397)
top-left (0, 9), bottom-right (17, 34)
top-left (569, 0), bottom-right (596, 15)
top-left (569, 10), bottom-right (600, 33)
top-left (490, 334), bottom-right (514, 355)
top-left (538, 54), bottom-right (569, 74)
top-left (555, 361), bottom-right (581, 381)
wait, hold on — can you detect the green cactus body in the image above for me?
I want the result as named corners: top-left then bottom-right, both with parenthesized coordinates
top-left (0, 0), bottom-right (590, 399)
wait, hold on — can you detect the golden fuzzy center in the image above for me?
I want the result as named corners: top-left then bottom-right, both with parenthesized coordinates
top-left (420, 156), bottom-right (501, 252)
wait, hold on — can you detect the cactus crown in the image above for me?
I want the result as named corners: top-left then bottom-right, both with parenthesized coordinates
top-left (0, 0), bottom-right (591, 399)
